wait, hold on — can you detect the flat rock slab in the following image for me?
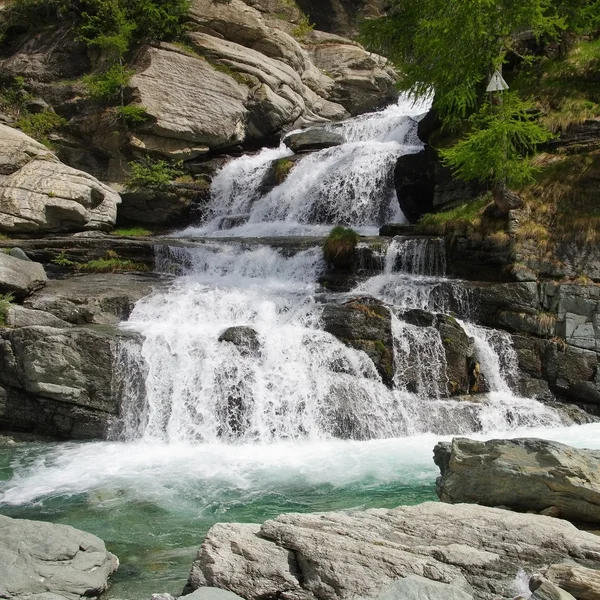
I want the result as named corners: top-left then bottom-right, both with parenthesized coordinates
top-left (0, 251), bottom-right (47, 299)
top-left (0, 514), bottom-right (118, 600)
top-left (434, 437), bottom-right (600, 523)
top-left (188, 501), bottom-right (600, 600)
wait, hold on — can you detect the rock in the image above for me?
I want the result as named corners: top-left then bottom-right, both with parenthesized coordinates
top-left (284, 128), bottom-right (344, 152)
top-left (187, 502), bottom-right (600, 600)
top-left (378, 223), bottom-right (416, 237)
top-left (185, 588), bottom-right (246, 600)
top-left (24, 273), bottom-right (160, 325)
top-left (296, 0), bottom-right (385, 37)
top-left (545, 563), bottom-right (600, 600)
top-left (130, 44), bottom-right (249, 150)
top-left (530, 578), bottom-right (577, 600)
top-left (359, 577), bottom-right (473, 600)
top-left (0, 126), bottom-right (121, 233)
top-left (322, 297), bottom-right (394, 386)
top-left (218, 325), bottom-right (261, 357)
top-left (0, 325), bottom-right (143, 439)
top-left (5, 305), bottom-right (70, 328)
top-left (434, 437), bottom-right (600, 523)
top-left (0, 123), bottom-right (50, 175)
top-left (0, 252), bottom-right (47, 299)
top-left (0, 514), bottom-right (118, 600)
top-left (9, 247), bottom-right (31, 261)
top-left (394, 147), bottom-right (436, 223)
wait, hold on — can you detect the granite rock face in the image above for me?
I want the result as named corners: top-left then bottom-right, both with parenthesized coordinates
top-left (188, 501), bottom-right (600, 600)
top-left (434, 437), bottom-right (600, 523)
top-left (0, 514), bottom-right (118, 600)
top-left (0, 125), bottom-right (120, 233)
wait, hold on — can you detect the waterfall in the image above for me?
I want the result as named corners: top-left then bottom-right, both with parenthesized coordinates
top-left (181, 97), bottom-right (428, 238)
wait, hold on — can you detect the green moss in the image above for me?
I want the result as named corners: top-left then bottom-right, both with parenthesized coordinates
top-left (0, 293), bottom-right (14, 327)
top-left (273, 158), bottom-right (295, 184)
top-left (323, 226), bottom-right (360, 268)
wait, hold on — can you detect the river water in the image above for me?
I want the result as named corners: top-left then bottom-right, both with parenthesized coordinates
top-left (1, 96), bottom-right (599, 598)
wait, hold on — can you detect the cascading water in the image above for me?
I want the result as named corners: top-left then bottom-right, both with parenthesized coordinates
top-left (182, 97), bottom-right (430, 237)
top-left (2, 95), bottom-right (599, 600)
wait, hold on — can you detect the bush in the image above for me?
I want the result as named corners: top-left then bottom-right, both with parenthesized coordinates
top-left (0, 293), bottom-right (14, 327)
top-left (126, 158), bottom-right (184, 190)
top-left (323, 226), bottom-right (360, 268)
top-left (291, 15), bottom-right (314, 39)
top-left (84, 64), bottom-right (133, 102)
top-left (15, 110), bottom-right (67, 145)
top-left (117, 104), bottom-right (149, 127)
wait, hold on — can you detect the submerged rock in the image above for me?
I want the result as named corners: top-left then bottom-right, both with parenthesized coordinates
top-left (284, 128), bottom-right (345, 153)
top-left (218, 326), bottom-right (261, 357)
top-left (187, 501), bottom-right (600, 600)
top-left (0, 514), bottom-right (118, 600)
top-left (434, 437), bottom-right (600, 523)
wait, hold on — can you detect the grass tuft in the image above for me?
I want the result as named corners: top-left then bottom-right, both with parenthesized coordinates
top-left (112, 227), bottom-right (152, 237)
top-left (323, 226), bottom-right (360, 268)
top-left (77, 250), bottom-right (148, 273)
top-left (0, 293), bottom-right (14, 327)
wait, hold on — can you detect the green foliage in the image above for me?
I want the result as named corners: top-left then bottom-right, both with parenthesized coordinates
top-left (83, 64), bottom-right (133, 102)
top-left (112, 227), bottom-right (152, 237)
top-left (416, 196), bottom-right (491, 235)
top-left (78, 250), bottom-right (148, 273)
top-left (126, 158), bottom-right (184, 190)
top-left (0, 76), bottom-right (32, 117)
top-left (323, 226), bottom-right (360, 268)
top-left (15, 110), bottom-right (67, 145)
top-left (291, 15), bottom-right (315, 39)
top-left (440, 94), bottom-right (553, 187)
top-left (116, 104), bottom-right (149, 126)
top-left (0, 293), bottom-right (14, 327)
top-left (51, 250), bottom-right (76, 268)
top-left (360, 0), bottom-right (598, 126)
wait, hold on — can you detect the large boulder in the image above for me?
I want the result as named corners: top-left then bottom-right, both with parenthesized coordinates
top-left (0, 325), bottom-right (143, 438)
top-left (0, 514), bottom-right (118, 600)
top-left (187, 502), bottom-right (600, 600)
top-left (434, 437), bottom-right (600, 523)
top-left (0, 252), bottom-right (47, 299)
top-left (322, 297), bottom-right (394, 386)
top-left (0, 125), bottom-right (120, 233)
top-left (284, 127), bottom-right (345, 152)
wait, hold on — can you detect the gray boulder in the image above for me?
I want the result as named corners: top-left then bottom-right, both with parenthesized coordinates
top-left (358, 576), bottom-right (474, 600)
top-left (218, 325), bottom-right (261, 357)
top-left (5, 304), bottom-right (70, 328)
top-left (530, 577), bottom-right (577, 600)
top-left (188, 502), bottom-right (600, 600)
top-left (0, 125), bottom-right (120, 234)
top-left (0, 514), bottom-right (118, 600)
top-left (0, 252), bottom-right (47, 299)
top-left (284, 128), bottom-right (344, 153)
top-left (434, 437), bottom-right (600, 523)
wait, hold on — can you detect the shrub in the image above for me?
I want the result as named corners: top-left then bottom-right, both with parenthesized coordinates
top-left (126, 158), bottom-right (184, 190)
top-left (83, 64), bottom-right (133, 103)
top-left (117, 104), bottom-right (149, 126)
top-left (15, 110), bottom-right (67, 145)
top-left (0, 76), bottom-right (32, 117)
top-left (51, 250), bottom-right (76, 268)
top-left (323, 226), bottom-right (360, 268)
top-left (0, 293), bottom-right (14, 327)
top-left (291, 15), bottom-right (314, 39)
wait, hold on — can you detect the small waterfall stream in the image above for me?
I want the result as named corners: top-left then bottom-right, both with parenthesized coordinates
top-left (2, 95), bottom-right (598, 600)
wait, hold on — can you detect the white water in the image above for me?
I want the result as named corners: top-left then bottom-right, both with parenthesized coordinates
top-left (182, 96), bottom-right (429, 238)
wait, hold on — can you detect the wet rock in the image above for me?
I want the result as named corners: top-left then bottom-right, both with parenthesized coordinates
top-left (0, 325), bottom-right (142, 439)
top-left (8, 247), bottom-right (31, 261)
top-left (284, 128), bottom-right (344, 153)
top-left (394, 147), bottom-right (436, 223)
top-left (434, 437), bottom-right (600, 523)
top-left (545, 563), bottom-right (600, 600)
top-left (530, 577), bottom-right (577, 600)
top-left (0, 514), bottom-right (118, 600)
top-left (322, 297), bottom-right (394, 386)
top-left (0, 252), bottom-right (47, 299)
top-left (218, 326), bottom-right (261, 357)
top-left (188, 501), bottom-right (600, 600)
